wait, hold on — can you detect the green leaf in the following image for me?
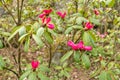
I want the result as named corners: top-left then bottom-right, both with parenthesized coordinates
top-left (38, 72), bottom-right (49, 80)
top-left (65, 27), bottom-right (73, 34)
top-left (74, 51), bottom-right (80, 62)
top-left (32, 34), bottom-right (44, 47)
top-left (89, 18), bottom-right (100, 25)
top-left (107, 72), bottom-right (112, 80)
top-left (62, 70), bottom-right (70, 78)
top-left (83, 32), bottom-right (95, 47)
top-left (8, 28), bottom-right (20, 41)
top-left (19, 26), bottom-right (26, 37)
top-left (18, 33), bottom-right (29, 42)
top-left (76, 17), bottom-right (87, 25)
top-left (0, 32), bottom-right (11, 36)
top-left (37, 27), bottom-right (44, 37)
top-left (0, 40), bottom-right (3, 49)
top-left (99, 71), bottom-right (107, 80)
top-left (39, 65), bottom-right (50, 72)
top-left (105, 0), bottom-right (115, 7)
top-left (32, 22), bottom-right (40, 32)
top-left (28, 72), bottom-right (37, 80)
top-left (24, 36), bottom-right (30, 52)
top-left (44, 31), bottom-right (53, 44)
top-left (72, 25), bottom-right (83, 30)
top-left (0, 56), bottom-right (5, 70)
top-left (81, 54), bottom-right (91, 69)
top-left (48, 29), bottom-right (57, 37)
top-left (60, 51), bottom-right (73, 62)
top-left (20, 70), bottom-right (31, 80)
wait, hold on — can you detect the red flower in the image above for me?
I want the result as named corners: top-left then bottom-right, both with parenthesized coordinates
top-left (56, 11), bottom-right (66, 19)
top-left (47, 23), bottom-right (54, 29)
top-left (67, 40), bottom-right (92, 51)
top-left (45, 17), bottom-right (51, 24)
top-left (84, 46), bottom-right (92, 51)
top-left (85, 22), bottom-right (93, 30)
top-left (77, 41), bottom-right (84, 50)
top-left (94, 9), bottom-right (99, 15)
top-left (43, 9), bottom-right (52, 15)
top-left (41, 17), bottom-right (54, 29)
top-left (39, 13), bottom-right (46, 18)
top-left (67, 40), bottom-right (74, 47)
top-left (31, 60), bottom-right (39, 70)
top-left (71, 44), bottom-right (79, 50)
top-left (67, 41), bottom-right (79, 50)
top-left (39, 9), bottom-right (52, 19)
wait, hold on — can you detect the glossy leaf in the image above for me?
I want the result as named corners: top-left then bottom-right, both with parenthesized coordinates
top-left (37, 27), bottom-right (44, 37)
top-left (39, 65), bottom-right (50, 72)
top-left (82, 54), bottom-right (91, 69)
top-left (73, 51), bottom-right (80, 62)
top-left (24, 36), bottom-right (30, 52)
top-left (99, 71), bottom-right (107, 80)
top-left (28, 72), bottom-right (37, 80)
top-left (19, 26), bottom-right (26, 37)
top-left (38, 72), bottom-right (49, 80)
top-left (60, 51), bottom-right (73, 62)
top-left (18, 33), bottom-right (29, 42)
top-left (83, 32), bottom-right (95, 47)
top-left (20, 70), bottom-right (31, 80)
top-left (32, 34), bottom-right (44, 47)
top-left (0, 40), bottom-right (3, 49)
top-left (65, 27), bottom-right (73, 34)
top-left (0, 56), bottom-right (5, 70)
top-left (44, 31), bottom-right (53, 44)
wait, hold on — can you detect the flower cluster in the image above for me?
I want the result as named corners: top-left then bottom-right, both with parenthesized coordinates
top-left (94, 9), bottom-right (99, 15)
top-left (39, 9), bottom-right (54, 29)
top-left (56, 11), bottom-right (66, 19)
top-left (67, 40), bottom-right (92, 51)
top-left (31, 60), bottom-right (39, 70)
top-left (84, 22), bottom-right (94, 30)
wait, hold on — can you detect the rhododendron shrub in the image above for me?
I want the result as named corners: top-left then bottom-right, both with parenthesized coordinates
top-left (0, 0), bottom-right (119, 80)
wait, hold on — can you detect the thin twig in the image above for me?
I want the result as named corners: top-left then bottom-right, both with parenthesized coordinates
top-left (17, 0), bottom-right (20, 25)
top-left (1, 0), bottom-right (17, 24)
top-left (18, 45), bottom-right (22, 76)
top-left (48, 44), bottom-right (52, 68)
top-left (19, 0), bottom-right (25, 25)
top-left (3, 67), bottom-right (19, 78)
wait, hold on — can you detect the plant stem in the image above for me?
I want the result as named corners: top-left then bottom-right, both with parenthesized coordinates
top-left (18, 46), bottom-right (22, 76)
top-left (19, 0), bottom-right (24, 25)
top-left (74, 0), bottom-right (78, 13)
top-left (17, 0), bottom-right (20, 25)
top-left (3, 67), bottom-right (19, 78)
top-left (1, 0), bottom-right (17, 24)
top-left (48, 44), bottom-right (52, 68)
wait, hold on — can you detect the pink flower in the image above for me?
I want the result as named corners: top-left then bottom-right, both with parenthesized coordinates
top-left (67, 40), bottom-right (74, 47)
top-left (77, 41), bottom-right (84, 50)
top-left (85, 22), bottom-right (93, 30)
top-left (72, 44), bottom-right (79, 50)
top-left (67, 40), bottom-right (92, 51)
top-left (43, 9), bottom-right (52, 15)
top-left (84, 46), bottom-right (92, 51)
top-left (45, 17), bottom-right (51, 24)
top-left (47, 23), bottom-right (54, 29)
top-left (31, 60), bottom-right (39, 70)
top-left (94, 9), bottom-right (99, 15)
top-left (97, 32), bottom-right (107, 38)
top-left (67, 41), bottom-right (78, 50)
top-left (56, 11), bottom-right (66, 19)
top-left (39, 13), bottom-right (46, 18)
